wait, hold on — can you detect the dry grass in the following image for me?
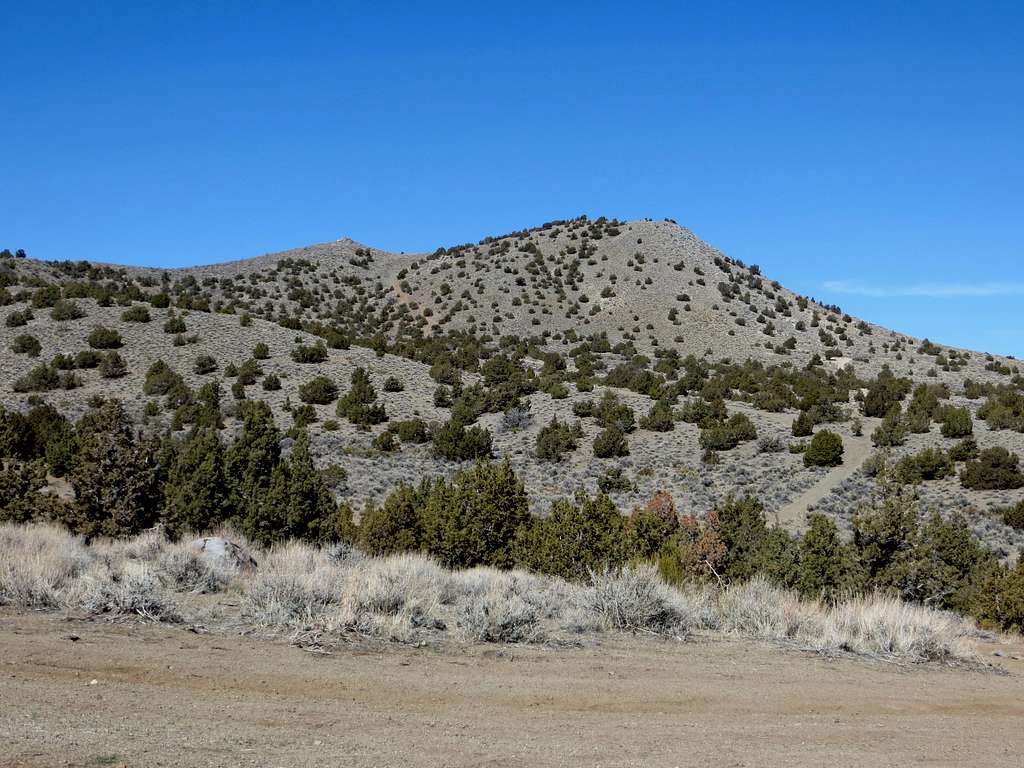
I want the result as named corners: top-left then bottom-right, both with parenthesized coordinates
top-left (0, 523), bottom-right (990, 663)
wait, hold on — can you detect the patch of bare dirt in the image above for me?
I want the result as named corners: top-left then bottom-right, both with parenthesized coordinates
top-left (1, 611), bottom-right (1022, 768)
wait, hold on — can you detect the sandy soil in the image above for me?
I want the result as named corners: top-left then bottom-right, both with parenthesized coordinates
top-left (2, 611), bottom-right (1023, 768)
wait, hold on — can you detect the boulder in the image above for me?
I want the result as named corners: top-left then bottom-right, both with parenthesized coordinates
top-left (189, 537), bottom-right (258, 573)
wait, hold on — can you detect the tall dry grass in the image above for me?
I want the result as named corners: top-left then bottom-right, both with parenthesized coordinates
top-left (0, 523), bottom-right (986, 662)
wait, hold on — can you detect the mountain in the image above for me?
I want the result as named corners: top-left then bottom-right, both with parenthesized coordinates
top-left (2, 216), bottom-right (1022, 556)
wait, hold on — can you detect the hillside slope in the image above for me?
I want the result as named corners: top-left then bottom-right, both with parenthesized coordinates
top-left (2, 216), bottom-right (1023, 553)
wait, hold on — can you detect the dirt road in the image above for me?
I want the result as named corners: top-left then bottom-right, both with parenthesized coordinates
top-left (2, 611), bottom-right (1022, 768)
top-left (775, 419), bottom-right (880, 532)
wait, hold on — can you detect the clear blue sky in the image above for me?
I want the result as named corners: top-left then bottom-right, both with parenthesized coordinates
top-left (2, 1), bottom-right (1022, 355)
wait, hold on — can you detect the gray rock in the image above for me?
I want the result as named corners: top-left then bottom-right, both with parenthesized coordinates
top-left (189, 537), bottom-right (258, 573)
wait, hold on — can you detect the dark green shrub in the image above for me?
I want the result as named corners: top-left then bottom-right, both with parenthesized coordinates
top-left (5, 308), bottom-right (33, 327)
top-left (11, 334), bottom-right (41, 357)
top-left (98, 351), bottom-right (127, 378)
top-left (61, 405), bottom-right (162, 540)
top-left (961, 447), bottom-right (1024, 490)
top-left (593, 425), bottom-right (629, 458)
top-left (420, 460), bottom-right (529, 568)
top-left (163, 428), bottom-right (234, 539)
top-left (639, 400), bottom-right (675, 432)
top-left (515, 493), bottom-right (628, 581)
top-left (13, 364), bottom-right (62, 393)
top-left (948, 437), bottom-right (979, 462)
top-left (679, 397), bottom-right (727, 427)
top-left (572, 399), bottom-right (594, 418)
top-left (359, 483), bottom-right (427, 556)
top-left (871, 407), bottom-right (907, 447)
top-left (391, 418), bottom-right (430, 444)
top-left (432, 419), bottom-right (493, 461)
top-left (143, 360), bottom-right (183, 396)
top-left (163, 315), bottom-right (187, 334)
top-left (803, 430), bottom-right (844, 467)
top-left (50, 300), bottom-right (85, 321)
top-left (121, 304), bottom-right (151, 322)
top-left (791, 410), bottom-right (815, 437)
top-left (597, 467), bottom-right (632, 494)
top-left (383, 376), bottom-right (404, 392)
top-left (372, 430), bottom-right (399, 452)
top-left (337, 368), bottom-right (386, 425)
top-left (193, 354), bottom-right (218, 375)
top-left (1001, 502), bottom-right (1024, 530)
top-left (262, 374), bottom-right (281, 391)
top-left (896, 447), bottom-right (953, 483)
top-left (290, 342), bottom-right (328, 363)
top-left (941, 407), bottom-right (973, 438)
top-left (535, 417), bottom-right (579, 462)
top-left (252, 342), bottom-right (270, 360)
top-left (797, 514), bottom-right (862, 601)
top-left (299, 375), bottom-right (339, 405)
top-left (87, 325), bottom-right (123, 349)
top-left (593, 391), bottom-right (636, 433)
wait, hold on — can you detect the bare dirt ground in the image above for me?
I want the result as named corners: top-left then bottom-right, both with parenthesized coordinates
top-left (2, 611), bottom-right (1023, 768)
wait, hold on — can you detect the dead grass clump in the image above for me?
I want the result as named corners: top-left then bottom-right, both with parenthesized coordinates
top-left (240, 542), bottom-right (340, 626)
top-left (0, 523), bottom-right (92, 608)
top-left (585, 565), bottom-right (698, 635)
top-left (326, 553), bottom-right (451, 641)
top-left (454, 569), bottom-right (547, 643)
top-left (73, 560), bottom-right (181, 622)
top-left (826, 595), bottom-right (977, 662)
top-left (157, 547), bottom-right (234, 594)
top-left (717, 576), bottom-right (829, 643)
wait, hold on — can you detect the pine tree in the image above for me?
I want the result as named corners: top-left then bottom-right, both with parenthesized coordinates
top-left (225, 400), bottom-right (281, 523)
top-left (164, 428), bottom-right (234, 539)
top-left (797, 514), bottom-right (861, 601)
top-left (64, 403), bottom-right (162, 540)
top-left (420, 459), bottom-right (530, 568)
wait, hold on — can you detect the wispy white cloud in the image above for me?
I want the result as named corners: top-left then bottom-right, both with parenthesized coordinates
top-left (822, 280), bottom-right (1024, 298)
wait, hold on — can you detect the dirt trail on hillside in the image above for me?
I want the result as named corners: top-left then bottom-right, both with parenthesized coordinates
top-left (2, 612), bottom-right (1022, 768)
top-left (773, 418), bottom-right (881, 532)
top-left (391, 278), bottom-right (439, 332)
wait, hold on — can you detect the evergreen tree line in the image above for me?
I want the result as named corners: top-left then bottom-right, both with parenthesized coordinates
top-left (2, 398), bottom-right (1023, 632)
top-left (0, 399), bottom-right (352, 545)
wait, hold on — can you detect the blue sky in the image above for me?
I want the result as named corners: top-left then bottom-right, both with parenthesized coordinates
top-left (2, 1), bottom-right (1022, 355)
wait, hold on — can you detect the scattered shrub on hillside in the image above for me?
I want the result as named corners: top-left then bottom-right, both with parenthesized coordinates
top-left (193, 354), bottom-right (218, 375)
top-left (337, 368), bottom-right (386, 425)
top-left (593, 425), bottom-right (629, 458)
top-left (948, 437), bottom-right (979, 462)
top-left (960, 447), bottom-right (1024, 490)
top-left (640, 400), bottom-right (675, 432)
top-left (871, 407), bottom-right (907, 447)
top-left (122, 304), bottom-right (151, 322)
top-left (897, 448), bottom-right (954, 483)
top-left (5, 308), bottom-right (33, 328)
top-left (941, 407), bottom-right (973, 438)
top-left (299, 375), bottom-right (339, 405)
top-left (291, 342), bottom-right (328, 364)
top-left (11, 334), bottom-right (41, 357)
top-left (87, 325), bottom-right (123, 349)
top-left (432, 419), bottom-right (493, 461)
top-left (535, 417), bottom-right (581, 462)
top-left (98, 351), bottom-right (127, 379)
top-left (803, 430), bottom-right (844, 468)
top-left (50, 300), bottom-right (85, 321)
top-left (163, 314), bottom-right (187, 334)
